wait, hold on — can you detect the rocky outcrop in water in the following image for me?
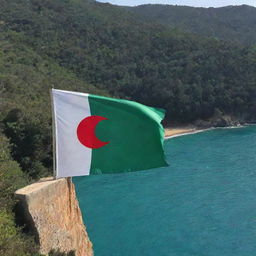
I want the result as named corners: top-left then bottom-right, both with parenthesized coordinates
top-left (15, 177), bottom-right (93, 256)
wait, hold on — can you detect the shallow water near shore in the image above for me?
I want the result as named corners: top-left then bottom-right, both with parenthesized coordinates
top-left (74, 126), bottom-right (256, 256)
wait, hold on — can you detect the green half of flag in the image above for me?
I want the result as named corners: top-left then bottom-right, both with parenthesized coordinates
top-left (88, 94), bottom-right (168, 174)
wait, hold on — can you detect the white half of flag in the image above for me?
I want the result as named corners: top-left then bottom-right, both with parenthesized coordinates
top-left (52, 89), bottom-right (91, 178)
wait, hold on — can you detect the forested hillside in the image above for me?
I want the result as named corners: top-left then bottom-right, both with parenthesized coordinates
top-left (1, 0), bottom-right (256, 176)
top-left (126, 4), bottom-right (256, 46)
top-left (2, 0), bottom-right (256, 124)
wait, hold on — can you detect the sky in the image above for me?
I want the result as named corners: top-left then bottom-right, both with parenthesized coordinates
top-left (96, 0), bottom-right (256, 7)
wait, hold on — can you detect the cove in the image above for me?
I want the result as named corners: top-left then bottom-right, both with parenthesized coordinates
top-left (74, 126), bottom-right (256, 256)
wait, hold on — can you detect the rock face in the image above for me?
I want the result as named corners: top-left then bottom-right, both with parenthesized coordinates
top-left (195, 115), bottom-right (243, 128)
top-left (15, 177), bottom-right (93, 256)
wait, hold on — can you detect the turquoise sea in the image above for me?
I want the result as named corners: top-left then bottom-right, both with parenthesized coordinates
top-left (74, 126), bottom-right (256, 256)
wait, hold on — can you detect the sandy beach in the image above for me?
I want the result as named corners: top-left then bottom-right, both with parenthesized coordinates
top-left (164, 126), bottom-right (210, 139)
top-left (164, 127), bottom-right (196, 137)
top-left (164, 124), bottom-right (249, 139)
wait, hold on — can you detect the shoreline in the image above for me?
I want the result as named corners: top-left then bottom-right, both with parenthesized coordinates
top-left (164, 127), bottom-right (209, 139)
top-left (164, 124), bottom-right (250, 139)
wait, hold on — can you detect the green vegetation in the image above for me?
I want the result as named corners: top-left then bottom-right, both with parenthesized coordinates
top-left (0, 133), bottom-right (41, 255)
top-left (2, 0), bottom-right (256, 124)
top-left (126, 4), bottom-right (256, 46)
top-left (0, 0), bottom-right (256, 254)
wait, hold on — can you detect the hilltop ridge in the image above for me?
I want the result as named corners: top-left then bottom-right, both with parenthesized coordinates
top-left (125, 4), bottom-right (256, 45)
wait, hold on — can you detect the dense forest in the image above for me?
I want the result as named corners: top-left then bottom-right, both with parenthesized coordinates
top-left (126, 4), bottom-right (256, 46)
top-left (2, 0), bottom-right (256, 123)
top-left (1, 0), bottom-right (256, 254)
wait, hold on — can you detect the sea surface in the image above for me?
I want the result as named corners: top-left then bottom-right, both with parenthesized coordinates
top-left (74, 126), bottom-right (256, 256)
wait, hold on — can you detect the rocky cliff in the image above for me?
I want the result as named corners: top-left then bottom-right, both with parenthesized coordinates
top-left (15, 177), bottom-right (93, 256)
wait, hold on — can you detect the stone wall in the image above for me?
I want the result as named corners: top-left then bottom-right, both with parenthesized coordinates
top-left (15, 177), bottom-right (93, 256)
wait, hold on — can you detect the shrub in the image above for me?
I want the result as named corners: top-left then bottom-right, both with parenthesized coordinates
top-left (0, 133), bottom-right (41, 255)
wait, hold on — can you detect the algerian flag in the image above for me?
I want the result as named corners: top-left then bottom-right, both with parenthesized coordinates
top-left (52, 89), bottom-right (168, 178)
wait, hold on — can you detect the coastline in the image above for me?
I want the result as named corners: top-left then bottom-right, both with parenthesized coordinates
top-left (164, 127), bottom-right (209, 139)
top-left (164, 124), bottom-right (250, 139)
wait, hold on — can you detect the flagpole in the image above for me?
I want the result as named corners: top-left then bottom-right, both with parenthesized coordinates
top-left (50, 88), bottom-right (57, 179)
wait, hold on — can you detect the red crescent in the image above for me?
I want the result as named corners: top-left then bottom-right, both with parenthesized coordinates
top-left (77, 115), bottom-right (109, 149)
